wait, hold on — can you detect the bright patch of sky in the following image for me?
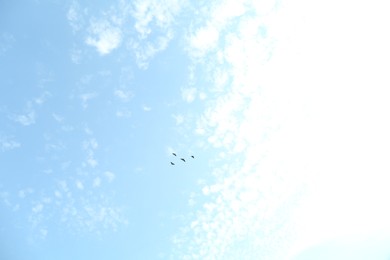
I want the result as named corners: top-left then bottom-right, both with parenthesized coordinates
top-left (1, 0), bottom-right (390, 259)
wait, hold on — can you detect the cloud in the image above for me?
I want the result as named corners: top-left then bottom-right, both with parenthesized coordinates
top-left (142, 105), bottom-right (152, 111)
top-left (86, 20), bottom-right (122, 55)
top-left (188, 25), bottom-right (219, 57)
top-left (12, 111), bottom-right (36, 126)
top-left (34, 91), bottom-right (51, 105)
top-left (172, 114), bottom-right (184, 125)
top-left (131, 0), bottom-right (183, 39)
top-left (70, 47), bottom-right (82, 64)
top-left (93, 177), bottom-right (101, 188)
top-left (76, 180), bottom-right (84, 190)
top-left (0, 32), bottom-right (15, 56)
top-left (114, 89), bottom-right (133, 102)
top-left (80, 92), bottom-right (97, 109)
top-left (181, 87), bottom-right (197, 103)
top-left (83, 138), bottom-right (98, 168)
top-left (115, 109), bottom-right (132, 118)
top-left (18, 188), bottom-right (34, 199)
top-left (127, 0), bottom-right (184, 68)
top-left (104, 171), bottom-right (115, 183)
top-left (67, 1), bottom-right (84, 33)
top-left (32, 203), bottom-right (44, 213)
top-left (173, 0), bottom-right (390, 259)
top-left (52, 113), bottom-right (64, 123)
top-left (129, 33), bottom-right (173, 69)
top-left (0, 135), bottom-right (21, 151)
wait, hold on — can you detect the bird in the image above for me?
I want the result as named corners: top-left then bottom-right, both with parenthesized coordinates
top-left (170, 162), bottom-right (175, 165)
top-left (180, 158), bottom-right (186, 162)
top-left (172, 153), bottom-right (177, 156)
top-left (191, 155), bottom-right (194, 158)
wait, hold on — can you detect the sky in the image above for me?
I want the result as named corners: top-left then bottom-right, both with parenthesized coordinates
top-left (1, 0), bottom-right (390, 259)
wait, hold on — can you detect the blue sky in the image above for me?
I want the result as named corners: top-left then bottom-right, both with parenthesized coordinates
top-left (1, 0), bottom-right (390, 259)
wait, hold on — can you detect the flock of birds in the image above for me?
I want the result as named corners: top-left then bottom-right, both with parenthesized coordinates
top-left (170, 153), bottom-right (194, 165)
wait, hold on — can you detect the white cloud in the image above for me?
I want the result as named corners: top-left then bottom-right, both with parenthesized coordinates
top-left (116, 109), bottom-right (132, 118)
top-left (189, 25), bottom-right (219, 57)
top-left (52, 113), bottom-right (64, 123)
top-left (129, 33), bottom-right (173, 69)
top-left (76, 180), bottom-right (84, 190)
top-left (174, 0), bottom-right (390, 258)
top-left (142, 105), bottom-right (152, 111)
top-left (11, 109), bottom-right (35, 126)
top-left (199, 92), bottom-right (207, 100)
top-left (172, 114), bottom-right (184, 125)
top-left (86, 20), bottom-right (122, 55)
top-left (93, 177), bottom-right (101, 188)
top-left (131, 0), bottom-right (182, 38)
top-left (0, 32), bottom-right (15, 56)
top-left (32, 203), bottom-right (43, 213)
top-left (70, 47), bottom-right (82, 64)
top-left (104, 171), bottom-right (115, 183)
top-left (83, 138), bottom-right (99, 168)
top-left (80, 92), bottom-right (97, 109)
top-left (114, 89), bottom-right (133, 102)
top-left (181, 87), bottom-right (197, 103)
top-left (18, 188), bottom-right (34, 199)
top-left (67, 1), bottom-right (84, 32)
top-left (83, 138), bottom-right (98, 150)
top-left (34, 91), bottom-right (51, 105)
top-left (128, 0), bottom-right (184, 68)
top-left (54, 190), bottom-right (62, 199)
top-left (0, 135), bottom-right (21, 151)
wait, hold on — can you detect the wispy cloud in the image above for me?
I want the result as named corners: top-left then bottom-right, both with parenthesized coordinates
top-left (0, 32), bottom-right (15, 56)
top-left (67, 0), bottom-right (183, 67)
top-left (171, 0), bottom-right (304, 258)
top-left (128, 33), bottom-right (173, 69)
top-left (103, 171), bottom-right (115, 183)
top-left (0, 134), bottom-right (21, 151)
top-left (114, 89), bottom-right (133, 102)
top-left (12, 111), bottom-right (36, 126)
top-left (82, 138), bottom-right (99, 168)
top-left (93, 177), bottom-right (101, 188)
top-left (173, 0), bottom-right (390, 258)
top-left (67, 1), bottom-right (84, 33)
top-left (131, 0), bottom-right (182, 39)
top-left (80, 92), bottom-right (97, 109)
top-left (75, 180), bottom-right (84, 190)
top-left (142, 105), bottom-right (152, 111)
top-left (116, 109), bottom-right (132, 118)
top-left (181, 87), bottom-right (197, 103)
top-left (34, 91), bottom-right (51, 105)
top-left (18, 188), bottom-right (34, 199)
top-left (188, 25), bottom-right (219, 57)
top-left (70, 47), bottom-right (82, 64)
top-left (127, 0), bottom-right (184, 68)
top-left (86, 20), bottom-right (122, 55)
top-left (52, 113), bottom-right (64, 123)
top-left (172, 114), bottom-right (184, 125)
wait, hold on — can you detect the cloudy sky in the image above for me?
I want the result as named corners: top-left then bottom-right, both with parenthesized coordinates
top-left (1, 0), bottom-right (390, 259)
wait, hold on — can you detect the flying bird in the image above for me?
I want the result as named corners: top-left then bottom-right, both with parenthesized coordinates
top-left (170, 162), bottom-right (175, 165)
top-left (191, 155), bottom-right (194, 158)
top-left (180, 158), bottom-right (186, 162)
top-left (172, 153), bottom-right (177, 156)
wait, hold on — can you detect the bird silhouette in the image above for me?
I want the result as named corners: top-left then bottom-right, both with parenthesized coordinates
top-left (191, 155), bottom-right (194, 158)
top-left (180, 158), bottom-right (186, 162)
top-left (170, 162), bottom-right (175, 165)
top-left (172, 153), bottom-right (177, 156)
